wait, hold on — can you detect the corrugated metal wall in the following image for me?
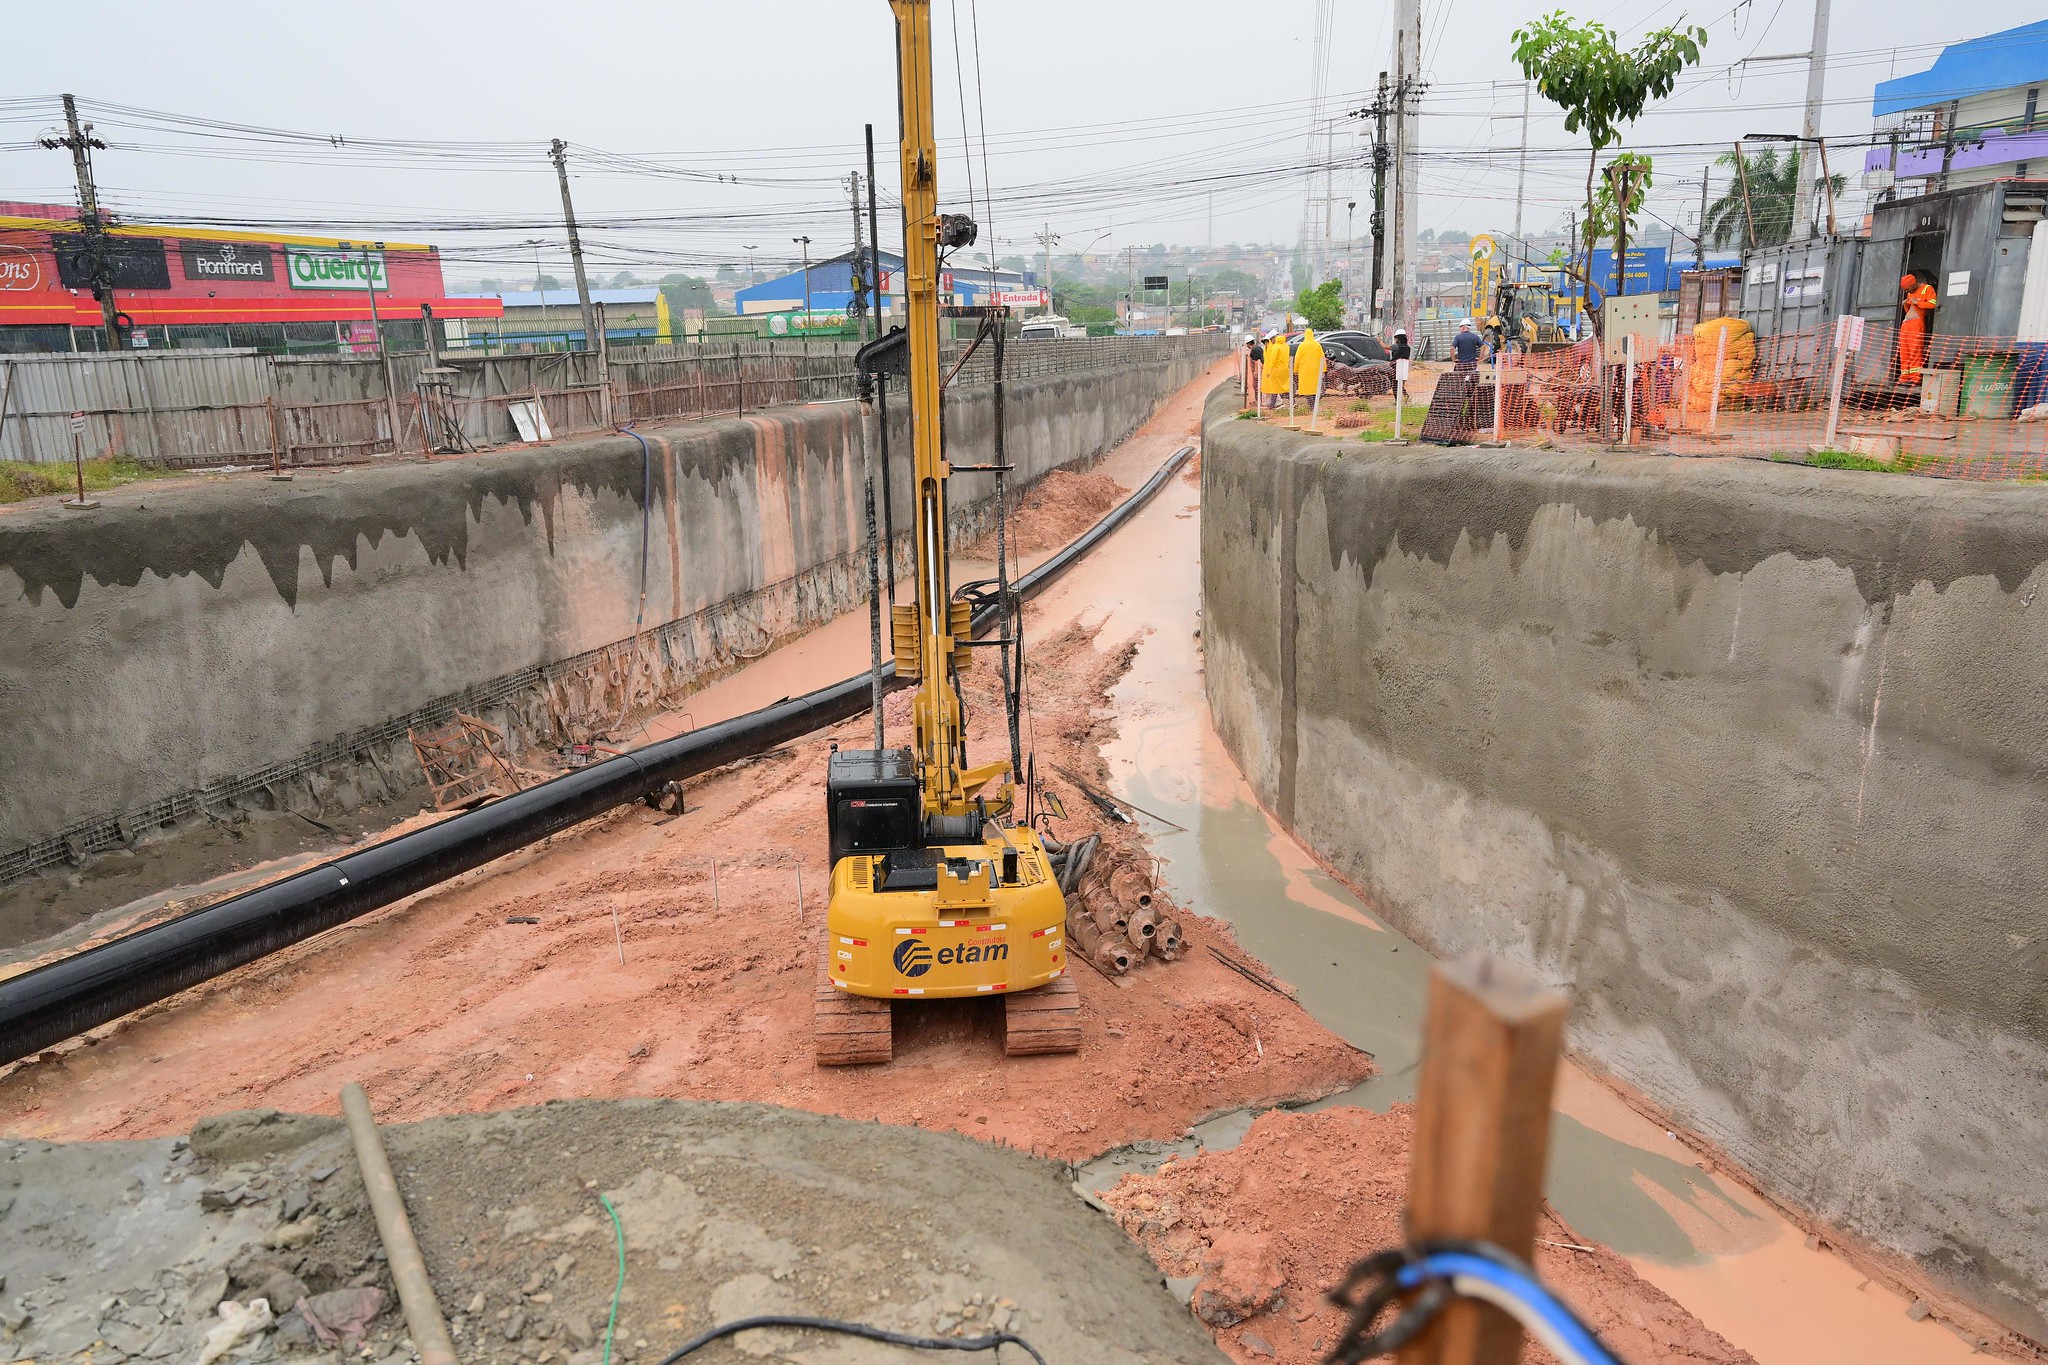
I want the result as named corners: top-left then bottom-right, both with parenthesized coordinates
top-left (0, 334), bottom-right (1230, 467)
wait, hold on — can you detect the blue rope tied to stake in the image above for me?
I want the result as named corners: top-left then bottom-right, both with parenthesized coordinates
top-left (1322, 1238), bottom-right (1626, 1365)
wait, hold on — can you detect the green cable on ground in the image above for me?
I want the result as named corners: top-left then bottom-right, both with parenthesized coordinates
top-left (598, 1193), bottom-right (627, 1365)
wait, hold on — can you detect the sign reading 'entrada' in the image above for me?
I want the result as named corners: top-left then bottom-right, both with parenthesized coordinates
top-left (284, 247), bottom-right (387, 291)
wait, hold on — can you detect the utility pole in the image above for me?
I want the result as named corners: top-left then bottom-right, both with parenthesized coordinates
top-left (549, 139), bottom-right (599, 350)
top-left (1513, 80), bottom-right (1531, 266)
top-left (1036, 223), bottom-right (1059, 315)
top-left (1126, 245), bottom-right (1135, 330)
top-left (44, 95), bottom-right (121, 351)
top-left (1696, 173), bottom-right (1710, 268)
top-left (850, 172), bottom-right (870, 344)
top-left (1733, 141), bottom-right (1758, 249)
top-left (340, 240), bottom-right (403, 452)
top-left (1363, 72), bottom-right (1392, 326)
top-left (1792, 0), bottom-right (1831, 240)
top-left (1389, 0), bottom-right (1422, 335)
top-left (1566, 210), bottom-right (1579, 332)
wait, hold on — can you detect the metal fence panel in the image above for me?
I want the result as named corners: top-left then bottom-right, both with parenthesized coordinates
top-left (0, 333), bottom-right (1231, 468)
top-left (0, 350), bottom-right (275, 464)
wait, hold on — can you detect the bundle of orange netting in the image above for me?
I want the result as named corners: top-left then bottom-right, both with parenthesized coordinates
top-left (1688, 317), bottom-right (1755, 411)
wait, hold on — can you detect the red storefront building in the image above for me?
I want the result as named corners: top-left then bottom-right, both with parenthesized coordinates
top-left (0, 202), bottom-right (501, 354)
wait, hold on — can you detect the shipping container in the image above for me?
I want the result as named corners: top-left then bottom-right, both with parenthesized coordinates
top-left (1677, 268), bottom-right (1742, 332)
top-left (1737, 237), bottom-right (1865, 385)
top-left (1855, 179), bottom-right (2045, 340)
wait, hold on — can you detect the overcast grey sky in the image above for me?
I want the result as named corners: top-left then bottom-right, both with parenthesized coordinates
top-left (1, 0), bottom-right (2038, 286)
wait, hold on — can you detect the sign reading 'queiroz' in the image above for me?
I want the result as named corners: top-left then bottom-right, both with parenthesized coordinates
top-left (285, 247), bottom-right (387, 291)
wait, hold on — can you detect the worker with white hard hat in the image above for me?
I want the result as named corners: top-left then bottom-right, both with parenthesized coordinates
top-left (1452, 318), bottom-right (1483, 371)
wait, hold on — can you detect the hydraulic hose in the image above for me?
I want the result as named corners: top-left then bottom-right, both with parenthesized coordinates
top-left (0, 445), bottom-right (1192, 1066)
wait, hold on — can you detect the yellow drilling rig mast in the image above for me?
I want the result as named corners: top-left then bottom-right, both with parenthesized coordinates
top-left (813, 0), bottom-right (1082, 1065)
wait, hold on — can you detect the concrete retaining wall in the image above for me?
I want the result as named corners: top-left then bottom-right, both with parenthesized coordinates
top-left (1199, 384), bottom-right (2048, 1344)
top-left (0, 347), bottom-right (1216, 881)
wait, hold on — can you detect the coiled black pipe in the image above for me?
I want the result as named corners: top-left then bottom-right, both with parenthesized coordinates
top-left (0, 446), bottom-right (1194, 1065)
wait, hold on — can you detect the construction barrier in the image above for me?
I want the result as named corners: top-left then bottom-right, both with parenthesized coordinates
top-left (1383, 319), bottom-right (2048, 481)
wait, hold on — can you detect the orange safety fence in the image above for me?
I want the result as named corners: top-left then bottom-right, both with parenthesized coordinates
top-left (1371, 321), bottom-right (2048, 482)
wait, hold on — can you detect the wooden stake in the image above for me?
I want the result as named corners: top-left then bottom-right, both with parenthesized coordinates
top-left (1397, 956), bottom-right (1569, 1365)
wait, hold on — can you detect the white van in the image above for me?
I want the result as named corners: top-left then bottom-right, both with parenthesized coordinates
top-left (1019, 314), bottom-right (1085, 341)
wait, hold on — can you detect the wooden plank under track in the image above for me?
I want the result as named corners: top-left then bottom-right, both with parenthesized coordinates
top-left (1004, 972), bottom-right (1082, 1056)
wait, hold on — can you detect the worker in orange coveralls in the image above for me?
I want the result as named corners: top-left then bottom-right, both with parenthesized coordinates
top-left (1898, 273), bottom-right (1938, 384)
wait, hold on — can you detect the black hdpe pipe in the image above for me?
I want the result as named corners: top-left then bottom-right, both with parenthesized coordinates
top-left (0, 446), bottom-right (1194, 1066)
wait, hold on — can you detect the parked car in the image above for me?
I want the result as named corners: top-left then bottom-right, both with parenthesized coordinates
top-left (1320, 331), bottom-right (1390, 361)
top-left (1279, 332), bottom-right (1394, 395)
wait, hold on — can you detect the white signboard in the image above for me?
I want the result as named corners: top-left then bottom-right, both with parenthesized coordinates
top-left (1947, 270), bottom-right (1971, 297)
top-left (1835, 314), bottom-right (1866, 352)
top-left (508, 400), bottom-right (553, 443)
top-left (285, 247), bottom-right (387, 292)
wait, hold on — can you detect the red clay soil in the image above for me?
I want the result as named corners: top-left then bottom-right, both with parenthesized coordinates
top-left (0, 604), bottom-right (1371, 1160)
top-left (960, 467), bottom-right (1126, 559)
top-left (1103, 1106), bottom-right (1757, 1365)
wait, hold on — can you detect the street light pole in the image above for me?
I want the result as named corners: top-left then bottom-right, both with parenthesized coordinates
top-left (1746, 131), bottom-right (1837, 239)
top-left (525, 239), bottom-right (549, 346)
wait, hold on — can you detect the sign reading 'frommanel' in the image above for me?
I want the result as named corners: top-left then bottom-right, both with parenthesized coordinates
top-left (181, 239), bottom-right (274, 282)
top-left (285, 247), bottom-right (387, 291)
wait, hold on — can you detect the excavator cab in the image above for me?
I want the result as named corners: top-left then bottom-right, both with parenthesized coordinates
top-left (826, 748), bottom-right (921, 869)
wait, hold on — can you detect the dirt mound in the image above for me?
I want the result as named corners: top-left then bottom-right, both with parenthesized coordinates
top-left (1102, 1106), bottom-right (1757, 1365)
top-left (961, 467), bottom-right (1124, 558)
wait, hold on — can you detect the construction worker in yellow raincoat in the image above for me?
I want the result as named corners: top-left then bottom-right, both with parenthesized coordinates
top-left (1294, 329), bottom-right (1326, 429)
top-left (1260, 330), bottom-right (1291, 412)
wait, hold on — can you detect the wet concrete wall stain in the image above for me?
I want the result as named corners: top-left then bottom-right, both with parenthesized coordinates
top-left (1201, 388), bottom-right (2048, 608)
top-left (0, 409), bottom-right (816, 613)
top-left (3, 435), bottom-right (639, 611)
top-left (1200, 383), bottom-right (2048, 1345)
top-left (0, 355), bottom-right (1218, 868)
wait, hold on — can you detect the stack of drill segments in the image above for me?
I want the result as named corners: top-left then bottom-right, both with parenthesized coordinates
top-left (1065, 851), bottom-right (1183, 974)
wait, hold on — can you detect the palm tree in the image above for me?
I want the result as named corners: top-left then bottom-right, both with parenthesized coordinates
top-left (1703, 147), bottom-right (1847, 248)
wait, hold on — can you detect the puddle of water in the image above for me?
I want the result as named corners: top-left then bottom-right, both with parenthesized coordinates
top-left (1081, 470), bottom-right (1984, 1365)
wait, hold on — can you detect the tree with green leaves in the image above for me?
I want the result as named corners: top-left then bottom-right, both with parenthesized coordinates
top-left (1294, 279), bottom-right (1345, 332)
top-left (1703, 146), bottom-right (1846, 248)
top-left (1512, 12), bottom-right (1705, 322)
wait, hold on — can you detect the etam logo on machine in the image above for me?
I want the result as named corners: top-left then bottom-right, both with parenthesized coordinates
top-left (892, 937), bottom-right (1006, 978)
